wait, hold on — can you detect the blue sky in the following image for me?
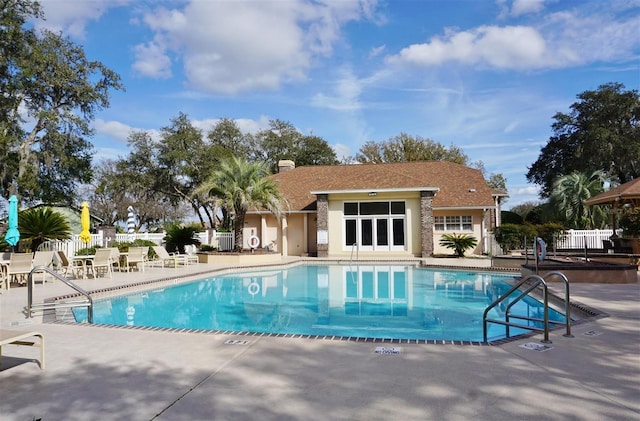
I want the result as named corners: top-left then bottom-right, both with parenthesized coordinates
top-left (32, 0), bottom-right (640, 209)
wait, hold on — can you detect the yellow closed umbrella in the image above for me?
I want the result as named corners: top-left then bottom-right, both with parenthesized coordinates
top-left (79, 201), bottom-right (92, 244)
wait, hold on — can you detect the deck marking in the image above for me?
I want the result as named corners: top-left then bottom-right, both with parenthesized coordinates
top-left (375, 346), bottom-right (402, 355)
top-left (520, 342), bottom-right (554, 352)
top-left (583, 330), bottom-right (603, 336)
top-left (225, 339), bottom-right (249, 345)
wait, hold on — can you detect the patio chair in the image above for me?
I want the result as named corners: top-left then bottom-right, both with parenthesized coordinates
top-left (0, 265), bottom-right (7, 293)
top-left (152, 245), bottom-right (188, 268)
top-left (7, 253), bottom-right (33, 287)
top-left (85, 248), bottom-right (113, 279)
top-left (53, 250), bottom-right (84, 279)
top-left (0, 329), bottom-right (45, 370)
top-left (31, 250), bottom-right (55, 286)
top-left (124, 247), bottom-right (148, 272)
top-left (108, 247), bottom-right (123, 272)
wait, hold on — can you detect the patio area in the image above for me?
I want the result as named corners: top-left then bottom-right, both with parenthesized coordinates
top-left (1, 258), bottom-right (638, 420)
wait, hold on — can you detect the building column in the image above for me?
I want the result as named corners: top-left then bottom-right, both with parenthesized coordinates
top-left (281, 215), bottom-right (288, 256)
top-left (420, 191), bottom-right (435, 258)
top-left (303, 213), bottom-right (308, 255)
top-left (260, 215), bottom-right (267, 250)
top-left (316, 194), bottom-right (329, 258)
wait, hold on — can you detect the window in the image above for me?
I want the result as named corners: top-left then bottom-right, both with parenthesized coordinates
top-left (434, 215), bottom-right (473, 231)
top-left (343, 201), bottom-right (406, 251)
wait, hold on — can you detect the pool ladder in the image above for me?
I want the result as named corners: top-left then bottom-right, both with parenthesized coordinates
top-left (483, 271), bottom-right (572, 343)
top-left (26, 266), bottom-right (94, 324)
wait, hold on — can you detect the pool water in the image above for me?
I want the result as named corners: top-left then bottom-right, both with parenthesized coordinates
top-left (74, 264), bottom-right (566, 342)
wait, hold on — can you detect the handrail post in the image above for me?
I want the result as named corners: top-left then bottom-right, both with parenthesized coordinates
top-left (27, 266), bottom-right (93, 324)
top-left (541, 281), bottom-right (550, 343)
top-left (544, 271), bottom-right (573, 337)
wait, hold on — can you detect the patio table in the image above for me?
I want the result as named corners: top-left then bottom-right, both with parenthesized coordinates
top-left (71, 255), bottom-right (95, 279)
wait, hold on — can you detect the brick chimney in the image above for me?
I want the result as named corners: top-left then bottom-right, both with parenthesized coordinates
top-left (278, 160), bottom-right (295, 172)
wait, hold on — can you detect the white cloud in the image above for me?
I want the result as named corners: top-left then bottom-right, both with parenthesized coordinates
top-left (369, 45), bottom-right (386, 58)
top-left (132, 41), bottom-right (172, 79)
top-left (93, 119), bottom-right (131, 143)
top-left (387, 4), bottom-right (640, 70)
top-left (35, 0), bottom-right (129, 38)
top-left (189, 116), bottom-right (271, 135)
top-left (311, 67), bottom-right (363, 111)
top-left (333, 143), bottom-right (353, 161)
top-left (234, 117), bottom-right (272, 135)
top-left (511, 0), bottom-right (546, 17)
top-left (386, 25), bottom-right (546, 69)
top-left (93, 119), bottom-right (161, 145)
top-left (514, 186), bottom-right (540, 195)
top-left (133, 0), bottom-right (378, 94)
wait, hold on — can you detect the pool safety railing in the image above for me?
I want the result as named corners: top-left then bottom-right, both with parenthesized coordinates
top-left (27, 266), bottom-right (93, 324)
top-left (350, 242), bottom-right (359, 262)
top-left (482, 271), bottom-right (572, 343)
top-left (348, 243), bottom-right (359, 284)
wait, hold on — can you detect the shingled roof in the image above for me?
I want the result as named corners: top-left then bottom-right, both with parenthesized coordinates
top-left (271, 161), bottom-right (504, 212)
top-left (584, 177), bottom-right (640, 207)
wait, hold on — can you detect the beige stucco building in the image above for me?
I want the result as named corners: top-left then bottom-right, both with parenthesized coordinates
top-left (244, 160), bottom-right (505, 258)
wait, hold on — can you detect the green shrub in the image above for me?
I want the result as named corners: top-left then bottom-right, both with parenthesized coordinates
top-left (18, 207), bottom-right (71, 252)
top-left (494, 223), bottom-right (537, 252)
top-left (113, 239), bottom-right (158, 259)
top-left (439, 233), bottom-right (478, 257)
top-left (619, 207), bottom-right (640, 237)
top-left (163, 224), bottom-right (201, 254)
top-left (535, 222), bottom-right (566, 251)
top-left (501, 211), bottom-right (524, 225)
top-left (75, 246), bottom-right (97, 256)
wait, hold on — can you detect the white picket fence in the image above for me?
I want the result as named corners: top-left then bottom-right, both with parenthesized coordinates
top-left (41, 230), bottom-right (235, 256)
top-left (555, 229), bottom-right (619, 250)
top-left (39, 228), bottom-right (614, 257)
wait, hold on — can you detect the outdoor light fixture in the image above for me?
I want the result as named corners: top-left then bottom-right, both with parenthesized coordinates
top-left (368, 192), bottom-right (377, 196)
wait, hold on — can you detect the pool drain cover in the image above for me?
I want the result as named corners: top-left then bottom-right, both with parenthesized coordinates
top-left (520, 342), bottom-right (554, 352)
top-left (225, 339), bottom-right (249, 345)
top-left (375, 346), bottom-right (402, 355)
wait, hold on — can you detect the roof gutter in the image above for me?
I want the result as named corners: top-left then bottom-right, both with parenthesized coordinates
top-left (310, 187), bottom-right (440, 195)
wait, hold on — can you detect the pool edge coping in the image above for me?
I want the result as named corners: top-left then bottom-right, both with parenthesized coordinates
top-left (43, 259), bottom-right (608, 346)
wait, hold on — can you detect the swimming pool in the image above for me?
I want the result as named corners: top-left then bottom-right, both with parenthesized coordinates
top-left (74, 264), bottom-right (567, 342)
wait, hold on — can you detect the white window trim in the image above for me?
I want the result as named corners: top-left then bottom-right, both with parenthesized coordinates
top-left (434, 215), bottom-right (473, 232)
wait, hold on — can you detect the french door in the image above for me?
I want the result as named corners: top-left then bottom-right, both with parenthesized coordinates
top-left (346, 216), bottom-right (405, 251)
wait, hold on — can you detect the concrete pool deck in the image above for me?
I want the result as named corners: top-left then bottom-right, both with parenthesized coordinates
top-left (0, 257), bottom-right (638, 420)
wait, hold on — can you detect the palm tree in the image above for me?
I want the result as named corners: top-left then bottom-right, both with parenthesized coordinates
top-left (439, 233), bottom-right (478, 257)
top-left (551, 170), bottom-right (608, 229)
top-left (164, 223), bottom-right (201, 254)
top-left (19, 207), bottom-right (72, 251)
top-left (197, 156), bottom-right (285, 251)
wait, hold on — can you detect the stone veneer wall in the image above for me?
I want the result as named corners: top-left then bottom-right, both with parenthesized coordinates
top-left (316, 194), bottom-right (329, 258)
top-left (420, 191), bottom-right (435, 257)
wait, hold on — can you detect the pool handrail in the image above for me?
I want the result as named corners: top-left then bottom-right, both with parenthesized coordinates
top-left (27, 266), bottom-right (93, 324)
top-left (483, 274), bottom-right (550, 343)
top-left (543, 271), bottom-right (572, 337)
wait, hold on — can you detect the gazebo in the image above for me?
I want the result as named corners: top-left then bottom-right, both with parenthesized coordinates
top-left (585, 178), bottom-right (640, 253)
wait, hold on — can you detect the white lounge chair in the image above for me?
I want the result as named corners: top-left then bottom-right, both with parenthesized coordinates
top-left (153, 246), bottom-right (188, 268)
top-left (53, 251), bottom-right (85, 279)
top-left (7, 253), bottom-right (33, 287)
top-left (108, 247), bottom-right (123, 272)
top-left (124, 247), bottom-right (148, 272)
top-left (86, 248), bottom-right (113, 278)
top-left (0, 329), bottom-right (45, 370)
top-left (31, 250), bottom-right (55, 286)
